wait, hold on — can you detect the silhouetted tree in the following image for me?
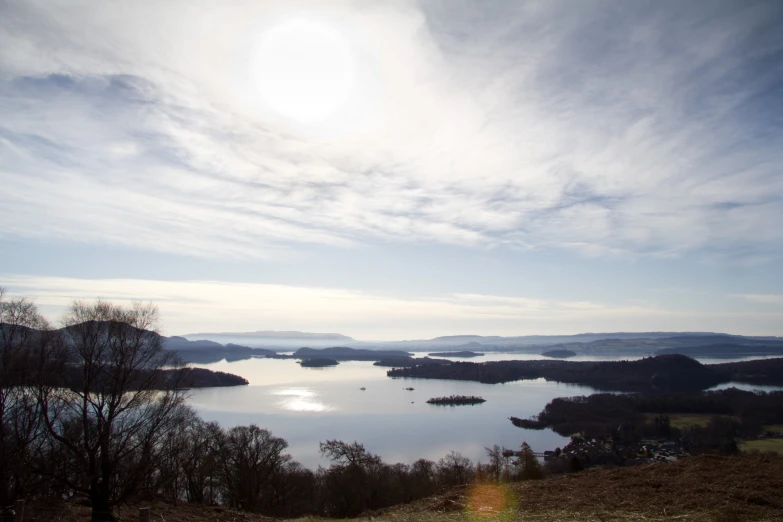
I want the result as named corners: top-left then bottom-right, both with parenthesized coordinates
top-left (216, 424), bottom-right (290, 512)
top-left (37, 300), bottom-right (187, 522)
top-left (0, 288), bottom-right (63, 506)
top-left (436, 450), bottom-right (474, 487)
top-left (318, 440), bottom-right (384, 516)
top-left (515, 442), bottom-right (544, 480)
top-left (484, 445), bottom-right (505, 482)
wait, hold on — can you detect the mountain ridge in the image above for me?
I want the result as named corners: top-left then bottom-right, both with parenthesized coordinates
top-left (182, 330), bottom-right (353, 340)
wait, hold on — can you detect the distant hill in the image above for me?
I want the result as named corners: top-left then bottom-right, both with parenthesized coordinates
top-left (180, 330), bottom-right (355, 348)
top-left (11, 322), bottom-right (780, 358)
top-left (293, 347), bottom-right (412, 361)
top-left (657, 343), bottom-right (783, 358)
top-left (0, 321), bottom-right (250, 388)
top-left (426, 332), bottom-right (731, 346)
top-left (162, 336), bottom-right (275, 363)
top-left (186, 330), bottom-right (353, 340)
top-left (392, 332), bottom-right (760, 352)
top-left (373, 356), bottom-right (451, 367)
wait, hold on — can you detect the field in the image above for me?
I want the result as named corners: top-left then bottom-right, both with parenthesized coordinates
top-left (740, 438), bottom-right (783, 454)
top-left (646, 413), bottom-right (734, 429)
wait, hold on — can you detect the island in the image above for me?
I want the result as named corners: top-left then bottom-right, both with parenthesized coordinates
top-left (426, 395), bottom-right (486, 406)
top-left (656, 343), bottom-right (783, 358)
top-left (175, 368), bottom-right (249, 388)
top-left (373, 356), bottom-right (451, 367)
top-left (508, 388), bottom-right (783, 461)
top-left (164, 335), bottom-right (275, 363)
top-left (541, 349), bottom-right (577, 358)
top-left (63, 366), bottom-right (249, 390)
top-left (294, 347), bottom-right (413, 361)
top-left (387, 355), bottom-right (783, 392)
top-left (427, 351), bottom-right (484, 357)
top-left (299, 358), bottom-right (339, 367)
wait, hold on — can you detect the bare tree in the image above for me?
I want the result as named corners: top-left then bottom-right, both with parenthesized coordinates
top-left (37, 300), bottom-right (187, 522)
top-left (179, 420), bottom-right (223, 505)
top-left (409, 458), bottom-right (437, 497)
top-left (436, 450), bottom-right (474, 487)
top-left (216, 424), bottom-right (290, 512)
top-left (0, 288), bottom-right (62, 505)
top-left (318, 440), bottom-right (386, 516)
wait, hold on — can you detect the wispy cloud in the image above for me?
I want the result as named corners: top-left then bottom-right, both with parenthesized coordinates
top-left (5, 275), bottom-right (782, 339)
top-left (734, 294), bottom-right (783, 305)
top-left (1, 0), bottom-right (781, 260)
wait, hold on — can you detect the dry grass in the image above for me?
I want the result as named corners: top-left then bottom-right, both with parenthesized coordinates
top-left (517, 454), bottom-right (783, 521)
top-left (359, 454), bottom-right (783, 522)
top-left (20, 455), bottom-right (783, 522)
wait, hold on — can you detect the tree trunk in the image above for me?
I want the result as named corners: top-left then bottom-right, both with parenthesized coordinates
top-left (90, 479), bottom-right (115, 522)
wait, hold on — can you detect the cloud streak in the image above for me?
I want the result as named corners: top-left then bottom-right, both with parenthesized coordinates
top-left (4, 275), bottom-right (782, 339)
top-left (1, 0), bottom-right (782, 261)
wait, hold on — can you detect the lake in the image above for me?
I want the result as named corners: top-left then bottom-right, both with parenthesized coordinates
top-left (188, 354), bottom-right (782, 468)
top-left (188, 356), bottom-right (593, 468)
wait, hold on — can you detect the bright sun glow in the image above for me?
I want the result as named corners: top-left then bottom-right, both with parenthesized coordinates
top-left (254, 19), bottom-right (355, 124)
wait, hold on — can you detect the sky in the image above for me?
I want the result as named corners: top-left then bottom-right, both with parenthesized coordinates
top-left (1, 0), bottom-right (782, 340)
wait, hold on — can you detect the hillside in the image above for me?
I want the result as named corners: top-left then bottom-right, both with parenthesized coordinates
top-left (376, 454), bottom-right (783, 521)
top-left (163, 335), bottom-right (274, 363)
top-left (24, 454), bottom-right (783, 521)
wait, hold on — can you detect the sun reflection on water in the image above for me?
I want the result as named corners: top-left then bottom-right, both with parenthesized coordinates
top-left (272, 387), bottom-right (332, 412)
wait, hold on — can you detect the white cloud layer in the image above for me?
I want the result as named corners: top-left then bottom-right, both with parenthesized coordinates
top-left (1, 0), bottom-right (782, 259)
top-left (4, 275), bottom-right (781, 339)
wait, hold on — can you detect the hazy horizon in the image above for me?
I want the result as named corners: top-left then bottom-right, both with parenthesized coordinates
top-left (2, 1), bottom-right (782, 339)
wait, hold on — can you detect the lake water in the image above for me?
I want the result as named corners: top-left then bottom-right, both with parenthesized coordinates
top-left (188, 357), bottom-right (594, 468)
top-left (188, 354), bottom-right (782, 468)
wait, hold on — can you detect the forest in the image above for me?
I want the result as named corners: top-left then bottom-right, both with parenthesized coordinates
top-left (387, 355), bottom-right (783, 391)
top-left (3, 288), bottom-right (781, 521)
top-left (0, 290), bottom-right (540, 521)
top-left (511, 388), bottom-right (783, 449)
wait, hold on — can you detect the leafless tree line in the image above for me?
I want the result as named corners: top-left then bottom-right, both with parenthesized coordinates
top-left (0, 288), bottom-right (540, 521)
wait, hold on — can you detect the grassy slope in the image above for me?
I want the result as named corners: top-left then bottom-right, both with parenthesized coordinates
top-left (311, 454), bottom-right (783, 522)
top-left (24, 455), bottom-right (783, 521)
top-left (740, 438), bottom-right (783, 454)
top-left (644, 412), bottom-right (737, 430)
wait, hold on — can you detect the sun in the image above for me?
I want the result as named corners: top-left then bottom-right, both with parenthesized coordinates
top-left (254, 19), bottom-right (355, 124)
